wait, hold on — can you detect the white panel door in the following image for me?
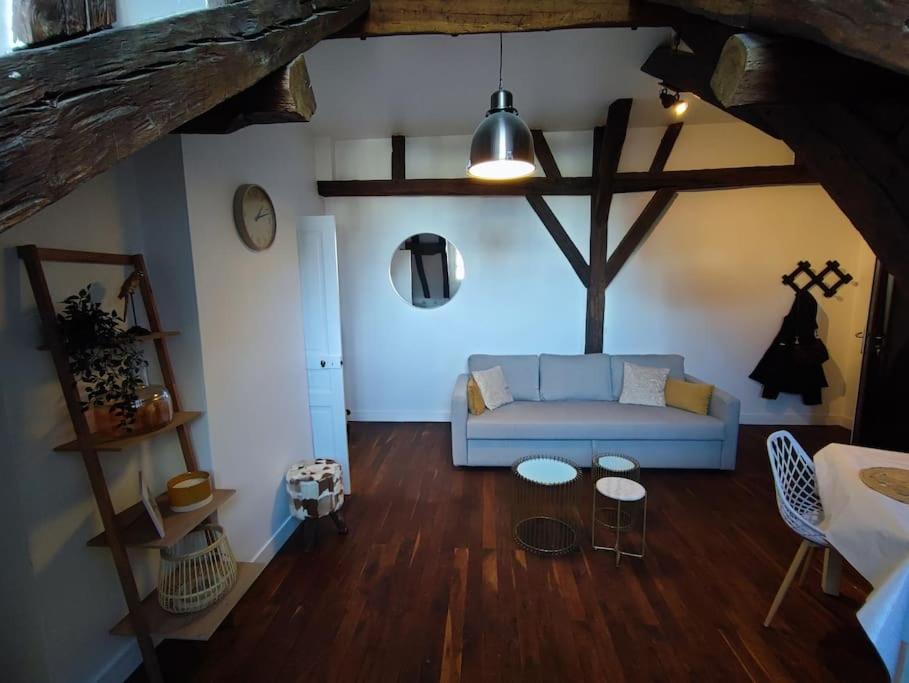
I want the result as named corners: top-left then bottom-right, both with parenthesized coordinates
top-left (298, 216), bottom-right (350, 492)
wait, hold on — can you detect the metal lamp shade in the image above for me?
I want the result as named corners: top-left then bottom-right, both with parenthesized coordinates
top-left (467, 89), bottom-right (535, 180)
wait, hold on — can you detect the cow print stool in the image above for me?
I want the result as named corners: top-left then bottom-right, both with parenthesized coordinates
top-left (285, 458), bottom-right (349, 550)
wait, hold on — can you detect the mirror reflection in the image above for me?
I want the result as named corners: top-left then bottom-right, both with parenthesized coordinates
top-left (390, 233), bottom-right (465, 308)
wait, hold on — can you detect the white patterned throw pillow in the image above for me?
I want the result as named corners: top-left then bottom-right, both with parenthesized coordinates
top-left (471, 366), bottom-right (514, 411)
top-left (619, 362), bottom-right (670, 407)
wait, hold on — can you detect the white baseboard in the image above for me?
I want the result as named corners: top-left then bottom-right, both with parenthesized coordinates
top-left (350, 410), bottom-right (854, 429)
top-left (96, 641), bottom-right (145, 683)
top-left (349, 409), bottom-right (450, 422)
top-left (741, 412), bottom-right (853, 429)
top-left (253, 514), bottom-right (300, 564)
top-left (98, 517), bottom-right (299, 683)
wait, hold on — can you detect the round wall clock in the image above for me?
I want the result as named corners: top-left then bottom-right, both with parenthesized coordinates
top-left (233, 184), bottom-right (277, 251)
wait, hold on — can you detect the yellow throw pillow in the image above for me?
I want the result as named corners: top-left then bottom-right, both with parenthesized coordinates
top-left (467, 376), bottom-right (487, 415)
top-left (665, 378), bottom-right (713, 415)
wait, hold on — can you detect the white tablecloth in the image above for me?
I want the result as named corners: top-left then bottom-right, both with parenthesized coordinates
top-left (815, 443), bottom-right (909, 678)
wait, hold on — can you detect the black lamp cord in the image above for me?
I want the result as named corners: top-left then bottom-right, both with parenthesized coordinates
top-left (498, 32), bottom-right (503, 90)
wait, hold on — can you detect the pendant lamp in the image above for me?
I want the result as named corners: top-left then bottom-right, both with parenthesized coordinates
top-left (467, 34), bottom-right (535, 180)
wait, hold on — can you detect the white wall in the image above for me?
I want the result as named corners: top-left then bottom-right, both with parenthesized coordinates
top-left (0, 123), bottom-right (323, 683)
top-left (0, 137), bottom-right (208, 683)
top-left (180, 124), bottom-right (323, 561)
top-left (0, 0), bottom-right (213, 54)
top-left (323, 122), bottom-right (875, 427)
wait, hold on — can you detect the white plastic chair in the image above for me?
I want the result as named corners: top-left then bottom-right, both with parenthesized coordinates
top-left (763, 430), bottom-right (828, 627)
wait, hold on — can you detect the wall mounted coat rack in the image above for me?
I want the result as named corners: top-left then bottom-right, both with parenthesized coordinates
top-left (782, 260), bottom-right (853, 298)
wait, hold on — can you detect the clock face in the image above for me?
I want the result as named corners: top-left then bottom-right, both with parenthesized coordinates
top-left (233, 184), bottom-right (276, 251)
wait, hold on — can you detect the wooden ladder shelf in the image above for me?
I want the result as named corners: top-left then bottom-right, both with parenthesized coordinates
top-left (17, 245), bottom-right (260, 683)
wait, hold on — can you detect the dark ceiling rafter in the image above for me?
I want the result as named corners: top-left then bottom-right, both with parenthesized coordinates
top-left (526, 130), bottom-right (591, 287)
top-left (526, 195), bottom-right (591, 288)
top-left (586, 98), bottom-right (631, 353)
top-left (603, 188), bottom-right (676, 291)
top-left (317, 164), bottom-right (812, 197)
top-left (332, 0), bottom-right (686, 37)
top-left (531, 129), bottom-right (563, 180)
top-left (643, 32), bottom-right (909, 287)
top-left (176, 53), bottom-right (318, 134)
top-left (652, 0), bottom-right (909, 76)
top-left (708, 33), bottom-right (909, 109)
top-left (0, 0), bottom-right (369, 233)
top-left (650, 122), bottom-right (684, 173)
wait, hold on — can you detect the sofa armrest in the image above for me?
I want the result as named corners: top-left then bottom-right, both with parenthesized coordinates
top-left (685, 374), bottom-right (740, 471)
top-left (451, 373), bottom-right (469, 466)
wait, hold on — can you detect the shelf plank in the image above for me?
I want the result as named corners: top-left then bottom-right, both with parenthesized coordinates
top-left (87, 489), bottom-right (236, 549)
top-left (37, 330), bottom-right (180, 350)
top-left (111, 562), bottom-right (265, 641)
top-left (54, 410), bottom-right (203, 452)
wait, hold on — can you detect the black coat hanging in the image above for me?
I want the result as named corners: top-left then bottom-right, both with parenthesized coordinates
top-left (749, 289), bottom-right (829, 405)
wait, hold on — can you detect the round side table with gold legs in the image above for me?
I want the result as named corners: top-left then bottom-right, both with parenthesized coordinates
top-left (512, 455), bottom-right (581, 556)
top-left (592, 453), bottom-right (640, 532)
top-left (592, 476), bottom-right (647, 566)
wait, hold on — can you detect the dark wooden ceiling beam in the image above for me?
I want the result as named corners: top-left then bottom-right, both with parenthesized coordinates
top-left (12, 0), bottom-right (109, 46)
top-left (317, 164), bottom-right (813, 197)
top-left (333, 0), bottom-right (685, 37)
top-left (0, 0), bottom-right (369, 233)
top-left (709, 33), bottom-right (907, 108)
top-left (616, 165), bottom-right (813, 192)
top-left (642, 39), bottom-right (909, 286)
top-left (587, 98), bottom-right (632, 354)
top-left (526, 194), bottom-right (590, 287)
top-left (602, 189), bottom-right (677, 290)
top-left (653, 0), bottom-right (909, 76)
top-left (531, 130), bottom-right (562, 179)
top-left (318, 177), bottom-right (595, 196)
top-left (177, 54), bottom-right (317, 134)
top-left (601, 121), bottom-right (684, 290)
top-left (760, 105), bottom-right (909, 286)
top-left (649, 122), bottom-right (683, 173)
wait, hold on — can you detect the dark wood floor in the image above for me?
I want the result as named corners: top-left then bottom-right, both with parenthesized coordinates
top-left (134, 423), bottom-right (887, 682)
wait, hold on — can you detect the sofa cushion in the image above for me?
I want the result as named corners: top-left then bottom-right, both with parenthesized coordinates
top-left (469, 354), bottom-right (540, 401)
top-left (466, 400), bottom-right (723, 441)
top-left (471, 366), bottom-right (513, 410)
top-left (610, 354), bottom-right (685, 400)
top-left (618, 362), bottom-right (669, 407)
top-left (540, 354), bottom-right (612, 401)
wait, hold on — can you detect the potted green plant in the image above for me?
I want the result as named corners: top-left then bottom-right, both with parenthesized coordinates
top-left (57, 284), bottom-right (148, 432)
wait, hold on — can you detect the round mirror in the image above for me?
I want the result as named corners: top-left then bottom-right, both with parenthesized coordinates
top-left (390, 233), bottom-right (465, 308)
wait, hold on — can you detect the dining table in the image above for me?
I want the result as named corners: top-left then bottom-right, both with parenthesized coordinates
top-left (815, 443), bottom-right (909, 681)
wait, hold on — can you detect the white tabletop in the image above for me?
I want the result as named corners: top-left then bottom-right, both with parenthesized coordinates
top-left (815, 443), bottom-right (909, 679)
top-left (595, 476), bottom-right (646, 502)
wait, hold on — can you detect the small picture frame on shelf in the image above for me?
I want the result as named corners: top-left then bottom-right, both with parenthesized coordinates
top-left (140, 471), bottom-right (165, 538)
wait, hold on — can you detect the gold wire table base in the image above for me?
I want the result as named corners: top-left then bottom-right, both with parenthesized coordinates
top-left (513, 516), bottom-right (578, 556)
top-left (592, 491), bottom-right (647, 566)
top-left (593, 505), bottom-right (634, 531)
top-left (511, 455), bottom-right (581, 557)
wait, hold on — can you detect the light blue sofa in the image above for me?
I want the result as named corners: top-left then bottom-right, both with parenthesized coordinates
top-left (451, 354), bottom-right (740, 470)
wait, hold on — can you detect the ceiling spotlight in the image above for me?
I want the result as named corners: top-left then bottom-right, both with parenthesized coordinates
top-left (659, 86), bottom-right (688, 117)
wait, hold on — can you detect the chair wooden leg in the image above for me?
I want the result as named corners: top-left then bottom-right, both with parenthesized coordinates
top-left (822, 547), bottom-right (843, 596)
top-left (764, 540), bottom-right (811, 628)
top-left (798, 545), bottom-right (815, 585)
